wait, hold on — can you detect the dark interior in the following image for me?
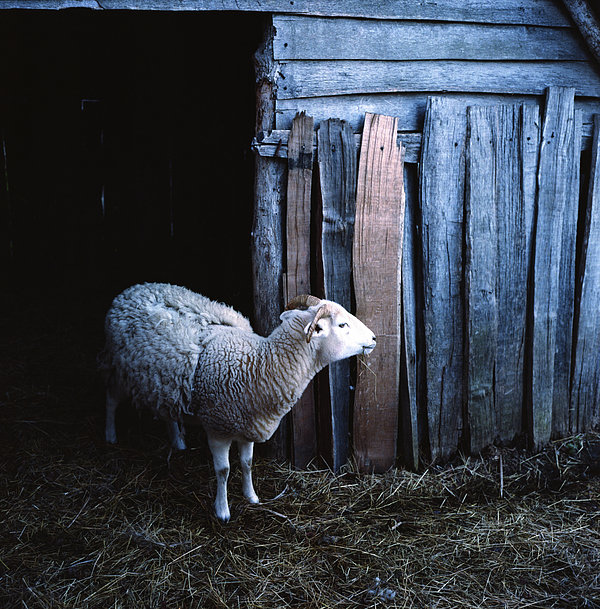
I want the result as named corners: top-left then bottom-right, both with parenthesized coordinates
top-left (0, 9), bottom-right (263, 435)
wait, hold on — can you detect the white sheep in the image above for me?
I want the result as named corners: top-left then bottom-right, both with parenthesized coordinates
top-left (100, 283), bottom-right (376, 521)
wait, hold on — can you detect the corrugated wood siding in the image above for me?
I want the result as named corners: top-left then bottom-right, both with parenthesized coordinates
top-left (273, 4), bottom-right (600, 132)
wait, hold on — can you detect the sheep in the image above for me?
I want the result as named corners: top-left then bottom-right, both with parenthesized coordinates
top-left (100, 283), bottom-right (376, 521)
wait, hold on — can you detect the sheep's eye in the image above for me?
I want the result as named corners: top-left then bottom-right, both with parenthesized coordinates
top-left (315, 324), bottom-right (323, 333)
top-left (338, 322), bottom-right (349, 328)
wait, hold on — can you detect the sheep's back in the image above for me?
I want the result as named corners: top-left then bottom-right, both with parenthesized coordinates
top-left (100, 283), bottom-right (253, 420)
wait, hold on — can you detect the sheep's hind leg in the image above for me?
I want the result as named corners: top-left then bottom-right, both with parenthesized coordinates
top-left (105, 382), bottom-right (120, 444)
top-left (167, 420), bottom-right (187, 450)
top-left (238, 440), bottom-right (259, 504)
top-left (207, 435), bottom-right (232, 522)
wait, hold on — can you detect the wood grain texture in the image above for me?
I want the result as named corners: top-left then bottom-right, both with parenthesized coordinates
top-left (275, 93), bottom-right (600, 141)
top-left (274, 16), bottom-right (586, 61)
top-left (571, 114), bottom-right (600, 432)
top-left (2, 0), bottom-right (571, 25)
top-left (252, 19), bottom-right (288, 460)
top-left (317, 118), bottom-right (357, 471)
top-left (465, 105), bottom-right (500, 454)
top-left (353, 113), bottom-right (404, 473)
top-left (400, 164), bottom-right (421, 470)
top-left (277, 61), bottom-right (600, 100)
top-left (552, 110), bottom-right (582, 437)
top-left (285, 111), bottom-right (317, 468)
top-left (530, 87), bottom-right (576, 450)
top-left (420, 97), bottom-right (467, 463)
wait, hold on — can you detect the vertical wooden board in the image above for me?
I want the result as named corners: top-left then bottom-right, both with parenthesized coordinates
top-left (353, 112), bottom-right (404, 473)
top-left (530, 86), bottom-right (575, 449)
top-left (572, 114), bottom-right (600, 432)
top-left (494, 104), bottom-right (529, 444)
top-left (286, 111), bottom-right (317, 468)
top-left (317, 118), bottom-right (357, 471)
top-left (420, 97), bottom-right (467, 462)
top-left (400, 163), bottom-right (421, 470)
top-left (465, 105), bottom-right (499, 454)
top-left (552, 111), bottom-right (582, 436)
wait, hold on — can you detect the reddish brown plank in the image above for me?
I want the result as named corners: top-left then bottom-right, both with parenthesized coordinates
top-left (353, 113), bottom-right (405, 473)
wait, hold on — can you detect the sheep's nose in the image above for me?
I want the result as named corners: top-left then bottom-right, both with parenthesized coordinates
top-left (372, 335), bottom-right (377, 343)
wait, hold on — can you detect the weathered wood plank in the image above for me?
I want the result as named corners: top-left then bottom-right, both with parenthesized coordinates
top-left (1, 0), bottom-right (571, 26)
top-left (420, 97), bottom-right (467, 462)
top-left (317, 118), bottom-right (357, 471)
top-left (530, 87), bottom-right (576, 450)
top-left (285, 111), bottom-right (317, 468)
top-left (353, 113), bottom-right (404, 473)
top-left (571, 114), bottom-right (600, 433)
top-left (552, 110), bottom-right (582, 437)
top-left (465, 105), bottom-right (499, 454)
top-left (254, 130), bottom-right (421, 163)
top-left (400, 164), bottom-right (421, 471)
top-left (275, 93), bottom-right (600, 141)
top-left (277, 61), bottom-right (600, 100)
top-left (274, 16), bottom-right (586, 61)
top-left (252, 19), bottom-right (288, 461)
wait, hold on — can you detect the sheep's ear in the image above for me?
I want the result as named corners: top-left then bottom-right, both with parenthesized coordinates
top-left (279, 309), bottom-right (298, 323)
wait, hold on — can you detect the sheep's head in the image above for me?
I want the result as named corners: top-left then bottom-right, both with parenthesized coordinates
top-left (282, 295), bottom-right (376, 363)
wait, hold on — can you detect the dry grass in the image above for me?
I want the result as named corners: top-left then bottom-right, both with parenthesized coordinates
top-left (1, 292), bottom-right (600, 608)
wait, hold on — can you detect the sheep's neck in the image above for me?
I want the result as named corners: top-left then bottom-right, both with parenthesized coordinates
top-left (259, 322), bottom-right (323, 416)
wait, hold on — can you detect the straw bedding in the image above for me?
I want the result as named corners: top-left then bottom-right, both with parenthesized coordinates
top-left (1, 293), bottom-right (599, 608)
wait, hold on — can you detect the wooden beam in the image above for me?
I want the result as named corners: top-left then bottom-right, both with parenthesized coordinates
top-left (277, 60), bottom-right (600, 100)
top-left (316, 118), bottom-right (357, 471)
top-left (420, 97), bottom-right (467, 463)
top-left (0, 0), bottom-right (571, 26)
top-left (251, 17), bottom-right (288, 460)
top-left (285, 111), bottom-right (317, 469)
top-left (571, 113), bottom-right (600, 432)
top-left (561, 0), bottom-right (600, 65)
top-left (274, 16), bottom-right (586, 61)
top-left (353, 113), bottom-right (404, 473)
top-left (530, 86), bottom-right (576, 450)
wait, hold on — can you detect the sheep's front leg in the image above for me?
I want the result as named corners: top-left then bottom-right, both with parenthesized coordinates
top-left (167, 420), bottom-right (187, 451)
top-left (207, 435), bottom-right (232, 522)
top-left (105, 383), bottom-right (120, 444)
top-left (238, 440), bottom-right (259, 505)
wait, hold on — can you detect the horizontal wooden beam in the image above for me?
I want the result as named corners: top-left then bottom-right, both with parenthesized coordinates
top-left (274, 16), bottom-right (585, 61)
top-left (0, 0), bottom-right (571, 25)
top-left (253, 124), bottom-right (593, 164)
top-left (277, 60), bottom-right (600, 99)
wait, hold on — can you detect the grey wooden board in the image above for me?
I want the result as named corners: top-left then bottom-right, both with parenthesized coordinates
top-left (571, 114), bottom-right (600, 432)
top-left (254, 130), bottom-right (421, 163)
top-left (400, 164), bottom-right (421, 470)
top-left (1, 0), bottom-right (571, 25)
top-left (317, 118), bottom-right (357, 471)
top-left (275, 93), bottom-right (600, 136)
top-left (274, 16), bottom-right (586, 61)
top-left (465, 105), bottom-right (499, 454)
top-left (420, 97), bottom-right (467, 462)
top-left (552, 111), bottom-right (583, 437)
top-left (276, 61), bottom-right (600, 99)
top-left (530, 87), bottom-right (576, 450)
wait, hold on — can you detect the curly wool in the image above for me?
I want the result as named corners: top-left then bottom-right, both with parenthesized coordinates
top-left (99, 283), bottom-right (253, 421)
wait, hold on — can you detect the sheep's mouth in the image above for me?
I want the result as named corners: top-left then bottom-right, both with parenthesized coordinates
top-left (362, 344), bottom-right (376, 355)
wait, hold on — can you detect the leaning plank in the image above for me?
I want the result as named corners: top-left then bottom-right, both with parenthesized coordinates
top-left (420, 97), bottom-right (467, 462)
top-left (465, 105), bottom-right (499, 454)
top-left (273, 16), bottom-right (585, 61)
top-left (571, 114), bottom-right (600, 432)
top-left (3, 0), bottom-right (571, 25)
top-left (285, 112), bottom-right (317, 468)
top-left (530, 87), bottom-right (576, 450)
top-left (277, 61), bottom-right (600, 100)
top-left (400, 164), bottom-right (421, 471)
top-left (552, 110), bottom-right (582, 437)
top-left (317, 118), bottom-right (357, 471)
top-left (353, 113), bottom-right (404, 473)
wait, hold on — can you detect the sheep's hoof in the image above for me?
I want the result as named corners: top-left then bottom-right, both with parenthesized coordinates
top-left (214, 502), bottom-right (231, 523)
top-left (246, 493), bottom-right (260, 505)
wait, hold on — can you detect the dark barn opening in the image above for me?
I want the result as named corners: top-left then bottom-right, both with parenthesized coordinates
top-left (0, 10), bottom-right (263, 438)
